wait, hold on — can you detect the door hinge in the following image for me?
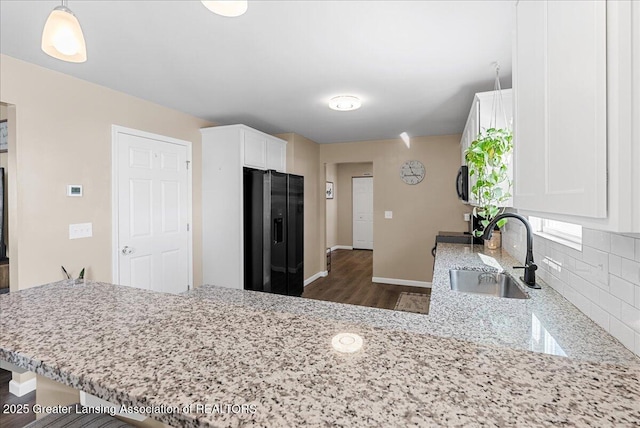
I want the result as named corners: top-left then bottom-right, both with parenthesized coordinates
top-left (186, 160), bottom-right (191, 170)
top-left (187, 223), bottom-right (190, 232)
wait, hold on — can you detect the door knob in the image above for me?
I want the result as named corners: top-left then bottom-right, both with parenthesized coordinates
top-left (121, 246), bottom-right (134, 255)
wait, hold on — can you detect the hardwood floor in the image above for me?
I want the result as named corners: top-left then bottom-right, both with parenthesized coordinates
top-left (303, 249), bottom-right (431, 311)
top-left (0, 369), bottom-right (36, 428)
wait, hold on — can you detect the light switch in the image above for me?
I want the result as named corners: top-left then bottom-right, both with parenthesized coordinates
top-left (384, 211), bottom-right (393, 219)
top-left (69, 223), bottom-right (93, 239)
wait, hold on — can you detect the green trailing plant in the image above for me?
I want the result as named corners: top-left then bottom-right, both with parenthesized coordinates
top-left (464, 127), bottom-right (513, 237)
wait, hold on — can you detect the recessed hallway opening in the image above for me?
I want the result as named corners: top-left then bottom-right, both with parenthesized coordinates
top-left (303, 249), bottom-right (431, 313)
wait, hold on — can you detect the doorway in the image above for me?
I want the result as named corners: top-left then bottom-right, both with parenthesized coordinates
top-left (352, 176), bottom-right (373, 250)
top-left (111, 126), bottom-right (193, 294)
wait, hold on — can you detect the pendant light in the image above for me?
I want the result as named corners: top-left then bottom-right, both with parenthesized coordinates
top-left (201, 1), bottom-right (248, 17)
top-left (41, 0), bottom-right (87, 63)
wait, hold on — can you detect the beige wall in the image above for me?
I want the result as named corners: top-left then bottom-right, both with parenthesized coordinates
top-left (0, 55), bottom-right (213, 290)
top-left (275, 133), bottom-right (323, 279)
top-left (336, 162), bottom-right (373, 246)
top-left (325, 163), bottom-right (338, 248)
top-left (0, 104), bottom-right (7, 254)
top-left (320, 135), bottom-right (471, 282)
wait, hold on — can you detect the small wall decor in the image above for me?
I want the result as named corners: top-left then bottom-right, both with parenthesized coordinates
top-left (326, 181), bottom-right (334, 199)
top-left (0, 120), bottom-right (8, 153)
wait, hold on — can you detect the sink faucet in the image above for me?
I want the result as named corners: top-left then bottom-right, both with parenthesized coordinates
top-left (482, 213), bottom-right (540, 289)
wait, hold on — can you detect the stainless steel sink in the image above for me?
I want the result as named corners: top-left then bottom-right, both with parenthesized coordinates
top-left (449, 269), bottom-right (529, 299)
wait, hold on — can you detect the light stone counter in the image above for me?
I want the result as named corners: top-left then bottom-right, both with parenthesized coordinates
top-left (1, 276), bottom-right (639, 427)
top-left (189, 243), bottom-right (639, 366)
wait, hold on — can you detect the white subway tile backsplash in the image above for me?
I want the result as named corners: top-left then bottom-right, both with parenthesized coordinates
top-left (610, 275), bottom-right (636, 302)
top-left (583, 229), bottom-right (611, 252)
top-left (610, 234), bottom-right (635, 259)
top-left (575, 260), bottom-right (591, 277)
top-left (590, 303), bottom-right (610, 331)
top-left (597, 289), bottom-right (622, 319)
top-left (620, 258), bottom-right (640, 286)
top-left (565, 285), bottom-right (591, 317)
top-left (582, 246), bottom-right (609, 287)
top-left (610, 316), bottom-right (635, 350)
top-left (609, 254), bottom-right (622, 276)
top-left (577, 278), bottom-right (600, 303)
top-left (621, 302), bottom-right (640, 333)
top-left (503, 226), bottom-right (640, 357)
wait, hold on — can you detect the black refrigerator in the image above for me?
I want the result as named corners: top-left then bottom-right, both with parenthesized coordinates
top-left (243, 168), bottom-right (304, 296)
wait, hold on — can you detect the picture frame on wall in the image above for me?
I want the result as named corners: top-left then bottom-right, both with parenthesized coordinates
top-left (326, 181), bottom-right (334, 199)
top-left (0, 120), bottom-right (7, 153)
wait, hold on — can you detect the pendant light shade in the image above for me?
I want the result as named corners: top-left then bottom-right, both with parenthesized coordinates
top-left (201, 1), bottom-right (248, 17)
top-left (41, 4), bottom-right (87, 63)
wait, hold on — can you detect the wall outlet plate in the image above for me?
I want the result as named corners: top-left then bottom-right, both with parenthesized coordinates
top-left (384, 211), bottom-right (393, 219)
top-left (67, 185), bottom-right (83, 197)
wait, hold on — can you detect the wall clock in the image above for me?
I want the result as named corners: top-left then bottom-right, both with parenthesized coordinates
top-left (400, 160), bottom-right (425, 185)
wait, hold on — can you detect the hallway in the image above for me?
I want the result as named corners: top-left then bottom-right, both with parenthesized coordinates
top-left (303, 249), bottom-right (431, 311)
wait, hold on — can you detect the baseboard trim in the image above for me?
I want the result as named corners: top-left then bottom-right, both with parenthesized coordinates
top-left (9, 377), bottom-right (36, 397)
top-left (330, 245), bottom-right (353, 251)
top-left (304, 271), bottom-right (328, 286)
top-left (372, 277), bottom-right (432, 288)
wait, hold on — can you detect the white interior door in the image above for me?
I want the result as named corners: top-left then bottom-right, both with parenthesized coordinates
top-left (353, 177), bottom-right (373, 250)
top-left (114, 128), bottom-right (191, 294)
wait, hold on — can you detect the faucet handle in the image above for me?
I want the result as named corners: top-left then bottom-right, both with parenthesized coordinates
top-left (512, 266), bottom-right (525, 269)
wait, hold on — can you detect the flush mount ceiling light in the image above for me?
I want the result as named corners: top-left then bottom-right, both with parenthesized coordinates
top-left (201, 1), bottom-right (248, 17)
top-left (41, 0), bottom-right (87, 63)
top-left (329, 95), bottom-right (362, 112)
top-left (400, 132), bottom-right (411, 148)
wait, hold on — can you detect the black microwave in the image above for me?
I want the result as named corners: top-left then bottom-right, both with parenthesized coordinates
top-left (456, 165), bottom-right (469, 202)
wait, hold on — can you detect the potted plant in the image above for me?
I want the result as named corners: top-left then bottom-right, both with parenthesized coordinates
top-left (464, 127), bottom-right (513, 249)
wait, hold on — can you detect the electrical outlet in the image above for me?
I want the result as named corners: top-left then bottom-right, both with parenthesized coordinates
top-left (384, 211), bottom-right (393, 219)
top-left (69, 223), bottom-right (92, 239)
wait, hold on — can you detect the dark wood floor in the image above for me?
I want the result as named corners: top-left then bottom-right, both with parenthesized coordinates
top-left (303, 249), bottom-right (430, 310)
top-left (0, 369), bottom-right (36, 428)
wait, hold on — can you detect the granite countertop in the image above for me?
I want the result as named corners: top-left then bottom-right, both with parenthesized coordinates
top-left (1, 280), bottom-right (640, 427)
top-left (189, 243), bottom-right (639, 366)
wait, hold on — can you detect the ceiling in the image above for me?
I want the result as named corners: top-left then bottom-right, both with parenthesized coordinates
top-left (0, 1), bottom-right (513, 143)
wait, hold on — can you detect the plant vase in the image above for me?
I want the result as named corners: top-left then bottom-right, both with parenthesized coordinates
top-left (484, 230), bottom-right (501, 250)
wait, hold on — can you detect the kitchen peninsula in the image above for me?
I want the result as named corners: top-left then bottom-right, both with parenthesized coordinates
top-left (1, 271), bottom-right (639, 426)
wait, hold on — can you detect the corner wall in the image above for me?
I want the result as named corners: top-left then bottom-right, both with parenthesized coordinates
top-left (0, 55), bottom-right (213, 289)
top-left (275, 133), bottom-right (323, 280)
top-left (325, 163), bottom-right (338, 248)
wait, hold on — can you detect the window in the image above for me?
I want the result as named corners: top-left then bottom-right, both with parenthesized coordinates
top-left (529, 216), bottom-right (582, 248)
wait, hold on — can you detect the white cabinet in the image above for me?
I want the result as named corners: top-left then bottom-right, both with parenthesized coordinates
top-left (201, 125), bottom-right (287, 290)
top-left (460, 89), bottom-right (513, 206)
top-left (513, 0), bottom-right (639, 232)
top-left (266, 138), bottom-right (286, 172)
top-left (243, 131), bottom-right (267, 169)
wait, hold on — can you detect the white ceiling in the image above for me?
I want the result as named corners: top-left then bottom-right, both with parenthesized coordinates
top-left (0, 1), bottom-right (513, 143)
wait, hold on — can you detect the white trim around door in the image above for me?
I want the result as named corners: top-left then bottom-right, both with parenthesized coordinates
top-left (111, 125), bottom-right (193, 291)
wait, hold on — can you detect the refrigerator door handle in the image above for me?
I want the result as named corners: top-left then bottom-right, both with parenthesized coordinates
top-left (273, 218), bottom-right (284, 243)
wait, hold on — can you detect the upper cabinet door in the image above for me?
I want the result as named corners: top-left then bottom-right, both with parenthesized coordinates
top-left (266, 138), bottom-right (286, 172)
top-left (514, 0), bottom-right (607, 218)
top-left (243, 131), bottom-right (267, 169)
